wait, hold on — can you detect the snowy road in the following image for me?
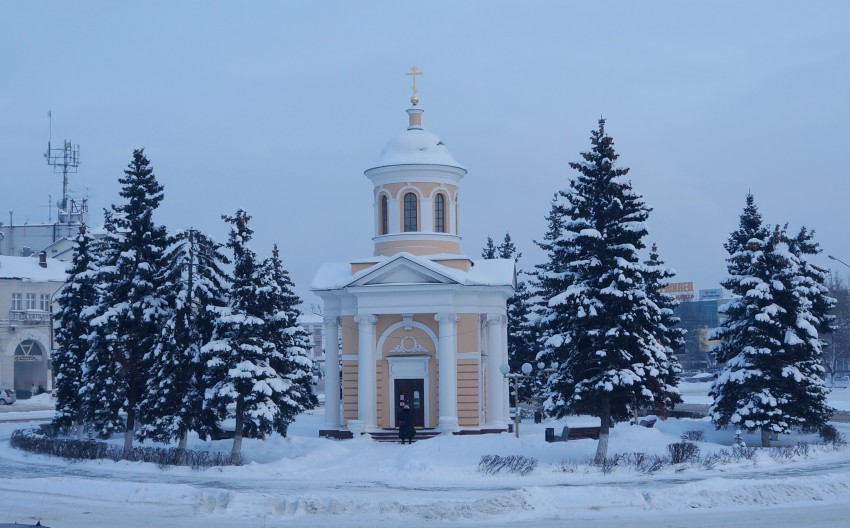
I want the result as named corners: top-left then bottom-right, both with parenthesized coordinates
top-left (3, 421), bottom-right (850, 527)
top-left (4, 390), bottom-right (850, 528)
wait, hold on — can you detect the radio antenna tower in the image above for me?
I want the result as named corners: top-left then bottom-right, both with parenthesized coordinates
top-left (44, 110), bottom-right (82, 224)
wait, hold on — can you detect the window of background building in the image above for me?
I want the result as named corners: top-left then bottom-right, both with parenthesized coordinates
top-left (11, 293), bottom-right (22, 311)
top-left (40, 294), bottom-right (51, 311)
top-left (434, 193), bottom-right (446, 233)
top-left (25, 293), bottom-right (36, 310)
top-left (404, 192), bottom-right (418, 232)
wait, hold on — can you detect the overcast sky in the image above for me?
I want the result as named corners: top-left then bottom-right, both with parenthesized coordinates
top-left (2, 1), bottom-right (849, 308)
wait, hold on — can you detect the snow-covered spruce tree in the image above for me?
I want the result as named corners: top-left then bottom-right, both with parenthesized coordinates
top-left (529, 195), bottom-right (571, 409)
top-left (257, 244), bottom-right (318, 437)
top-left (481, 236), bottom-right (498, 259)
top-left (83, 149), bottom-right (168, 456)
top-left (641, 243), bottom-right (685, 418)
top-left (137, 228), bottom-right (230, 449)
top-left (710, 195), bottom-right (833, 446)
top-left (789, 226), bottom-right (836, 347)
top-left (535, 119), bottom-right (679, 462)
top-left (201, 210), bottom-right (297, 461)
top-left (78, 216), bottom-right (126, 440)
top-left (51, 225), bottom-right (97, 438)
top-left (823, 274), bottom-right (850, 385)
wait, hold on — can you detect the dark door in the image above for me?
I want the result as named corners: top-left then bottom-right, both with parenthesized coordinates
top-left (395, 378), bottom-right (425, 428)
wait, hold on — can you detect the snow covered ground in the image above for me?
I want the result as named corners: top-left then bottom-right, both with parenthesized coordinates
top-left (2, 385), bottom-right (850, 527)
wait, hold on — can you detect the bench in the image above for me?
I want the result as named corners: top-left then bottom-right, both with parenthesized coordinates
top-left (545, 425), bottom-right (602, 442)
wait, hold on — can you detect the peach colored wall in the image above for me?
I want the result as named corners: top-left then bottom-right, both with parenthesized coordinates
top-left (380, 182), bottom-right (456, 199)
top-left (341, 316), bottom-right (359, 426)
top-left (457, 359), bottom-right (480, 427)
top-left (416, 182), bottom-right (440, 196)
top-left (429, 355), bottom-right (439, 426)
top-left (432, 259), bottom-right (472, 272)
top-left (376, 315), bottom-right (402, 344)
top-left (342, 361), bottom-right (358, 425)
top-left (376, 361), bottom-right (388, 427)
top-left (339, 312), bottom-right (485, 430)
top-left (374, 238), bottom-right (460, 257)
top-left (351, 262), bottom-right (378, 274)
top-left (382, 182), bottom-right (406, 199)
top-left (341, 316), bottom-right (358, 353)
top-left (374, 316), bottom-right (439, 429)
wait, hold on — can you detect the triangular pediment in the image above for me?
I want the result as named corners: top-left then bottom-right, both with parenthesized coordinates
top-left (349, 255), bottom-right (462, 287)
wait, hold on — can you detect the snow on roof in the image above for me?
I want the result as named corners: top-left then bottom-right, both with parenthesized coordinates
top-left (311, 252), bottom-right (514, 291)
top-left (369, 128), bottom-right (466, 171)
top-left (0, 255), bottom-right (67, 282)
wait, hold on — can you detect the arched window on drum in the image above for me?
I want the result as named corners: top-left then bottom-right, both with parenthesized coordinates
top-left (403, 192), bottom-right (418, 232)
top-left (434, 192), bottom-right (447, 233)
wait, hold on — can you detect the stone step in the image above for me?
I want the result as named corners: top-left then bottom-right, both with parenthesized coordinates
top-left (369, 429), bottom-right (441, 443)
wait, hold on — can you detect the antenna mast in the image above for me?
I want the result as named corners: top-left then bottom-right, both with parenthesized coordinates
top-left (44, 110), bottom-right (83, 224)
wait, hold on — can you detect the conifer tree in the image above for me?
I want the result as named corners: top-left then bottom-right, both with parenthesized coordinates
top-left (497, 233), bottom-right (520, 262)
top-left (535, 119), bottom-right (678, 462)
top-left (711, 195), bottom-right (834, 446)
top-left (52, 225), bottom-right (97, 438)
top-left (137, 228), bottom-right (230, 448)
top-left (483, 233), bottom-right (538, 403)
top-left (481, 236), bottom-right (497, 259)
top-left (258, 244), bottom-right (318, 436)
top-left (201, 210), bottom-right (297, 461)
top-left (642, 243), bottom-right (685, 417)
top-left (83, 149), bottom-right (168, 455)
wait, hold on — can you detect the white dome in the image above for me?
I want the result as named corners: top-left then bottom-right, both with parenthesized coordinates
top-left (370, 128), bottom-right (465, 171)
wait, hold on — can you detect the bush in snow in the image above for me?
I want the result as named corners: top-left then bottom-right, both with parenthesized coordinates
top-left (818, 424), bottom-right (846, 446)
top-left (477, 454), bottom-right (538, 476)
top-left (667, 441), bottom-right (700, 464)
top-left (681, 430), bottom-right (704, 442)
top-left (10, 427), bottom-right (241, 469)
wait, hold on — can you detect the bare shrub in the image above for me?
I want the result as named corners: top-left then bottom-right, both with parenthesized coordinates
top-left (478, 455), bottom-right (538, 476)
top-left (681, 430), bottom-right (705, 442)
top-left (557, 459), bottom-right (578, 473)
top-left (731, 446), bottom-right (758, 461)
top-left (667, 441), bottom-right (700, 464)
top-left (10, 428), bottom-right (240, 469)
top-left (819, 424), bottom-right (846, 446)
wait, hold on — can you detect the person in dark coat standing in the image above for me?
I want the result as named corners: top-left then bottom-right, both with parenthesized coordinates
top-left (398, 404), bottom-right (416, 444)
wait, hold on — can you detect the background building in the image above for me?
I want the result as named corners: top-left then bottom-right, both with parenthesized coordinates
top-left (0, 253), bottom-right (66, 394)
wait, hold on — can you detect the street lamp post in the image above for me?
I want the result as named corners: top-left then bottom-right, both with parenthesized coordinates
top-left (829, 255), bottom-right (850, 269)
top-left (500, 362), bottom-right (533, 438)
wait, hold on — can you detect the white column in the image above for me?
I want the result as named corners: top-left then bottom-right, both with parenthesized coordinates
top-left (421, 197), bottom-right (434, 232)
top-left (485, 314), bottom-right (507, 427)
top-left (501, 314), bottom-right (511, 424)
top-left (435, 312), bottom-right (459, 432)
top-left (387, 197), bottom-right (404, 235)
top-left (323, 316), bottom-right (341, 428)
top-left (353, 314), bottom-right (378, 431)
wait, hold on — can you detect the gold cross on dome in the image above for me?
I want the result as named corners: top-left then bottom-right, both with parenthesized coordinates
top-left (405, 65), bottom-right (423, 105)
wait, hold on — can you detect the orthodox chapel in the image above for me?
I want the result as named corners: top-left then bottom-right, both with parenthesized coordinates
top-left (311, 71), bottom-right (516, 436)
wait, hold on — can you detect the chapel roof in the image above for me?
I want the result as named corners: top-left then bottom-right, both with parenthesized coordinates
top-left (370, 127), bottom-right (466, 171)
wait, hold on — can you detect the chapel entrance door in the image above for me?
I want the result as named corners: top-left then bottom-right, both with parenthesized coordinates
top-left (394, 378), bottom-right (425, 428)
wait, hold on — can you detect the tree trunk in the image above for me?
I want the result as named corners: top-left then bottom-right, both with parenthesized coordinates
top-left (123, 406), bottom-right (136, 459)
top-left (177, 427), bottom-right (188, 465)
top-left (231, 398), bottom-right (244, 464)
top-left (761, 428), bottom-right (772, 448)
top-left (595, 396), bottom-right (611, 464)
top-left (75, 416), bottom-right (84, 442)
